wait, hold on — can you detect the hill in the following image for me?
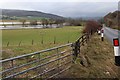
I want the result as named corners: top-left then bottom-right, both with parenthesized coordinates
top-left (104, 10), bottom-right (120, 30)
top-left (1, 9), bottom-right (64, 20)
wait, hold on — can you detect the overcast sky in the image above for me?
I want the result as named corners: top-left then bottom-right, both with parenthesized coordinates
top-left (0, 0), bottom-right (119, 17)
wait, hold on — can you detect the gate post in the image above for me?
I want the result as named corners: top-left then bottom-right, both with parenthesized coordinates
top-left (72, 40), bottom-right (80, 63)
top-left (86, 34), bottom-right (89, 42)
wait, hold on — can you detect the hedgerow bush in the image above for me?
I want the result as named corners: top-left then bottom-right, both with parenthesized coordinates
top-left (83, 20), bottom-right (102, 34)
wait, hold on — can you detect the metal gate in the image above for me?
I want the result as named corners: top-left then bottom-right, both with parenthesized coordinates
top-left (0, 33), bottom-right (89, 79)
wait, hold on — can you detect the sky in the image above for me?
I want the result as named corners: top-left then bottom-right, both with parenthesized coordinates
top-left (0, 0), bottom-right (119, 17)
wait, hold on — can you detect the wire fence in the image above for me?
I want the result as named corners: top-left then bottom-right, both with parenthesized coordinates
top-left (5, 36), bottom-right (73, 47)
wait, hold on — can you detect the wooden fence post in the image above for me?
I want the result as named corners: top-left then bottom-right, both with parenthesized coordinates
top-left (54, 36), bottom-right (56, 44)
top-left (91, 30), bottom-right (93, 35)
top-left (41, 36), bottom-right (43, 44)
top-left (41, 39), bottom-right (43, 44)
top-left (82, 36), bottom-right (84, 46)
top-left (7, 42), bottom-right (9, 47)
top-left (86, 34), bottom-right (89, 43)
top-left (19, 41), bottom-right (21, 46)
top-left (68, 36), bottom-right (70, 43)
top-left (32, 40), bottom-right (34, 45)
top-left (86, 34), bottom-right (88, 42)
top-left (68, 40), bottom-right (69, 43)
top-left (72, 40), bottom-right (80, 63)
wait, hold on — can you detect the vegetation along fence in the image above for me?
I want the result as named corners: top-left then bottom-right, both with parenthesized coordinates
top-left (0, 33), bottom-right (90, 79)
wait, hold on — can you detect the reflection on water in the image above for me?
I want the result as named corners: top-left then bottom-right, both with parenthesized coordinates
top-left (0, 24), bottom-right (59, 30)
top-left (0, 22), bottom-right (22, 24)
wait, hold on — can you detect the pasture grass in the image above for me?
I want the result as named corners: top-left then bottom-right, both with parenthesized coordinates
top-left (2, 26), bottom-right (83, 59)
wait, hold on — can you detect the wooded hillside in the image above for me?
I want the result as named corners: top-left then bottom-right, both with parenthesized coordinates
top-left (104, 11), bottom-right (120, 30)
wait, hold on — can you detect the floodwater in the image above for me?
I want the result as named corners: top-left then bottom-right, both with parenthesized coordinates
top-left (0, 22), bottom-right (22, 25)
top-left (0, 22), bottom-right (59, 29)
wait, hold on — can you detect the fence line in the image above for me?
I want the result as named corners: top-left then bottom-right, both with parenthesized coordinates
top-left (5, 37), bottom-right (74, 47)
top-left (1, 33), bottom-right (89, 79)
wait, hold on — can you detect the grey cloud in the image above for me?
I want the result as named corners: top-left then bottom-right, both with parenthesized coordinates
top-left (0, 2), bottom-right (118, 17)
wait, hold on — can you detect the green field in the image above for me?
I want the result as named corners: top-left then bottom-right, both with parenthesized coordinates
top-left (2, 26), bottom-right (83, 59)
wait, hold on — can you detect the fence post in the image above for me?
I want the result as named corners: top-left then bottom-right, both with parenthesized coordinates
top-left (68, 36), bottom-right (70, 43)
top-left (85, 34), bottom-right (87, 43)
top-left (11, 60), bottom-right (14, 78)
top-left (81, 36), bottom-right (84, 46)
top-left (86, 34), bottom-right (89, 42)
top-left (41, 39), bottom-right (43, 44)
top-left (41, 35), bottom-right (43, 44)
top-left (26, 56), bottom-right (29, 78)
top-left (18, 41), bottom-right (21, 46)
top-left (57, 48), bottom-right (60, 77)
top-left (68, 40), bottom-right (69, 43)
top-left (91, 30), bottom-right (93, 35)
top-left (72, 40), bottom-right (80, 63)
top-left (38, 53), bottom-right (42, 78)
top-left (54, 36), bottom-right (56, 44)
top-left (7, 42), bottom-right (9, 47)
top-left (32, 40), bottom-right (34, 45)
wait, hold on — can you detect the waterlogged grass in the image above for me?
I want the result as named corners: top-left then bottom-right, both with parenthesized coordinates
top-left (2, 26), bottom-right (83, 59)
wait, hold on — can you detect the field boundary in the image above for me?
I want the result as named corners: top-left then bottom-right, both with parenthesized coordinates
top-left (1, 33), bottom-right (90, 79)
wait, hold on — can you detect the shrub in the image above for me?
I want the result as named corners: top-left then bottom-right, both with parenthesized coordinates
top-left (83, 20), bottom-right (102, 34)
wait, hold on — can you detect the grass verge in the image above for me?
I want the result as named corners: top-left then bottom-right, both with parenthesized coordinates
top-left (62, 33), bottom-right (119, 78)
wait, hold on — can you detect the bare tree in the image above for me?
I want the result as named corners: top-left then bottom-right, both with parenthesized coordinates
top-left (41, 18), bottom-right (49, 28)
top-left (54, 19), bottom-right (65, 28)
top-left (20, 19), bottom-right (26, 27)
top-left (83, 20), bottom-right (102, 34)
top-left (48, 19), bottom-right (55, 28)
top-left (30, 20), bottom-right (38, 25)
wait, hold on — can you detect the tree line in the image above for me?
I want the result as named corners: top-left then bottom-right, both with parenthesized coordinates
top-left (19, 17), bottom-right (86, 27)
top-left (19, 18), bottom-right (65, 27)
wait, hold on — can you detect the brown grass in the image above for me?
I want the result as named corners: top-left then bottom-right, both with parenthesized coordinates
top-left (61, 33), bottom-right (120, 78)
